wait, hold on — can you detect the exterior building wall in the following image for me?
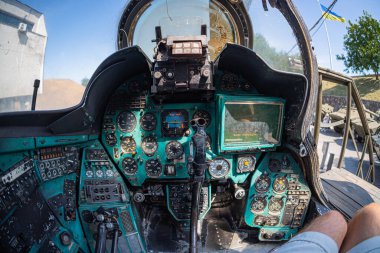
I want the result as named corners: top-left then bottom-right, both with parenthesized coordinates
top-left (0, 0), bottom-right (47, 111)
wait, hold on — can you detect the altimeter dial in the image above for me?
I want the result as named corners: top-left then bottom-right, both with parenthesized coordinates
top-left (141, 136), bottom-right (158, 156)
top-left (208, 158), bottom-right (230, 178)
top-left (165, 141), bottom-right (184, 160)
top-left (122, 157), bottom-right (138, 175)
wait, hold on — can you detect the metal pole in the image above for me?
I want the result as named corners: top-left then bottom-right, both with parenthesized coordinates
top-left (317, 0), bottom-right (333, 69)
top-left (337, 82), bottom-right (351, 168)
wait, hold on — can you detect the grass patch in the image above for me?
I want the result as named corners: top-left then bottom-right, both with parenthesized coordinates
top-left (322, 76), bottom-right (380, 102)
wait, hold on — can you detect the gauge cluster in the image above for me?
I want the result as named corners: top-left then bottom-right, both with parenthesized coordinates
top-left (244, 152), bottom-right (311, 241)
top-left (100, 86), bottom-right (264, 186)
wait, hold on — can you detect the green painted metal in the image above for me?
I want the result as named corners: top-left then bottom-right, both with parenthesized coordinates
top-left (244, 152), bottom-right (311, 241)
top-left (0, 137), bottom-right (35, 154)
top-left (36, 135), bottom-right (89, 148)
top-left (216, 94), bottom-right (285, 154)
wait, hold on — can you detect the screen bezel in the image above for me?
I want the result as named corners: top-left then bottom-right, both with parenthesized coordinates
top-left (217, 95), bottom-right (285, 154)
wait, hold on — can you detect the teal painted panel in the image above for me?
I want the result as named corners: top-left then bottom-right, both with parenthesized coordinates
top-left (39, 174), bottom-right (89, 252)
top-left (36, 135), bottom-right (88, 148)
top-left (0, 137), bottom-right (35, 154)
top-left (216, 94), bottom-right (285, 154)
top-left (244, 152), bottom-right (311, 241)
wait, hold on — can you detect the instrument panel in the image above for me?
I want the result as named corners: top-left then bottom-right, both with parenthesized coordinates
top-left (244, 152), bottom-right (311, 241)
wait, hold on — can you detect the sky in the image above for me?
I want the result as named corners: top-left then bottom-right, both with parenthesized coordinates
top-left (20, 0), bottom-right (380, 83)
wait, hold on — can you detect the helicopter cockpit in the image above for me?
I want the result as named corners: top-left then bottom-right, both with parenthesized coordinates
top-left (0, 0), bottom-right (324, 252)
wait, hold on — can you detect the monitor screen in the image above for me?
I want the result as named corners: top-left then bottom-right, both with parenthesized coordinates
top-left (220, 98), bottom-right (284, 152)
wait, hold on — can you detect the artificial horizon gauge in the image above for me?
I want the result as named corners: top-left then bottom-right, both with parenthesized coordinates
top-left (120, 136), bottom-right (136, 154)
top-left (192, 110), bottom-right (211, 127)
top-left (273, 176), bottom-right (288, 193)
top-left (141, 136), bottom-right (158, 156)
top-left (145, 159), bottom-right (162, 178)
top-left (268, 197), bottom-right (284, 213)
top-left (237, 156), bottom-right (256, 173)
top-left (255, 173), bottom-right (271, 193)
top-left (165, 141), bottom-right (184, 160)
top-left (117, 111), bottom-right (137, 133)
top-left (140, 112), bottom-right (157, 131)
top-left (122, 157), bottom-right (138, 175)
top-left (250, 196), bottom-right (267, 213)
top-left (208, 158), bottom-right (230, 178)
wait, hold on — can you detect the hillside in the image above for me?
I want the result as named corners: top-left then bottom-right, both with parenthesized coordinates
top-left (322, 77), bottom-right (380, 102)
top-left (36, 79), bottom-right (85, 110)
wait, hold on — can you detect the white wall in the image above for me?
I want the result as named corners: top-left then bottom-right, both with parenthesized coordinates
top-left (0, 0), bottom-right (47, 100)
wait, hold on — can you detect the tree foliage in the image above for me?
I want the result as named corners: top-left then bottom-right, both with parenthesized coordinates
top-left (253, 33), bottom-right (302, 74)
top-left (337, 11), bottom-right (380, 80)
top-left (81, 77), bottom-right (89, 87)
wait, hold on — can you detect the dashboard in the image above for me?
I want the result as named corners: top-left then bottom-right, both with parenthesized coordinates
top-left (0, 37), bottom-right (313, 252)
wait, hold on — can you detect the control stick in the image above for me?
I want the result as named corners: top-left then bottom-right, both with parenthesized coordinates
top-left (95, 223), bottom-right (107, 253)
top-left (189, 118), bottom-right (207, 253)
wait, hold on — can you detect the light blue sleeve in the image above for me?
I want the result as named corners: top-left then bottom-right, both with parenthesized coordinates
top-left (272, 231), bottom-right (338, 253)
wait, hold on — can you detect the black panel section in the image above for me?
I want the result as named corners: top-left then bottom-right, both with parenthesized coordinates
top-left (214, 44), bottom-right (307, 140)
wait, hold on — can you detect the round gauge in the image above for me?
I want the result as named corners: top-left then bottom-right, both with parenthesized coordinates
top-left (105, 169), bottom-right (114, 178)
top-left (208, 158), bottom-right (230, 178)
top-left (250, 196), bottom-right (267, 213)
top-left (268, 197), bottom-right (284, 213)
top-left (273, 176), bottom-right (288, 194)
top-left (165, 141), bottom-right (184, 160)
top-left (120, 136), bottom-right (136, 154)
top-left (145, 159), bottom-right (162, 178)
top-left (122, 157), bottom-right (138, 175)
top-left (128, 80), bottom-right (147, 93)
top-left (141, 136), bottom-right (158, 156)
top-left (105, 133), bottom-right (117, 146)
top-left (192, 110), bottom-right (211, 127)
top-left (140, 112), bottom-right (157, 131)
top-left (220, 73), bottom-right (239, 91)
top-left (238, 156), bottom-right (256, 173)
top-left (117, 111), bottom-right (137, 133)
top-left (255, 173), bottom-right (271, 193)
top-left (96, 170), bottom-right (103, 178)
top-left (85, 170), bottom-right (93, 178)
top-left (269, 159), bottom-right (281, 172)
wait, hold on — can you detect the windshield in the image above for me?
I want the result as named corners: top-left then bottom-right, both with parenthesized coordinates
top-left (0, 0), bottom-right (303, 113)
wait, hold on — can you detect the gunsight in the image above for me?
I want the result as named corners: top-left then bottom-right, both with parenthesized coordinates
top-left (151, 25), bottom-right (214, 94)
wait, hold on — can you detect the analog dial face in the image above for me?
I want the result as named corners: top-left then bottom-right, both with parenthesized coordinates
top-left (208, 158), bottom-right (230, 178)
top-left (192, 110), bottom-right (211, 127)
top-left (145, 159), bottom-right (162, 178)
top-left (165, 141), bottom-right (184, 160)
top-left (96, 170), bottom-right (103, 178)
top-left (105, 169), bottom-right (114, 178)
top-left (251, 196), bottom-right (267, 213)
top-left (117, 111), bottom-right (137, 133)
top-left (273, 176), bottom-right (288, 193)
top-left (140, 112), bottom-right (157, 131)
top-left (255, 174), bottom-right (271, 193)
top-left (141, 136), bottom-right (158, 156)
top-left (122, 157), bottom-right (138, 175)
top-left (120, 136), bottom-right (136, 154)
top-left (269, 197), bottom-right (284, 213)
top-left (238, 156), bottom-right (256, 172)
top-left (85, 170), bottom-right (94, 178)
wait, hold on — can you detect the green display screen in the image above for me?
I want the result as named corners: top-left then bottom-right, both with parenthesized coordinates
top-left (223, 101), bottom-right (284, 148)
